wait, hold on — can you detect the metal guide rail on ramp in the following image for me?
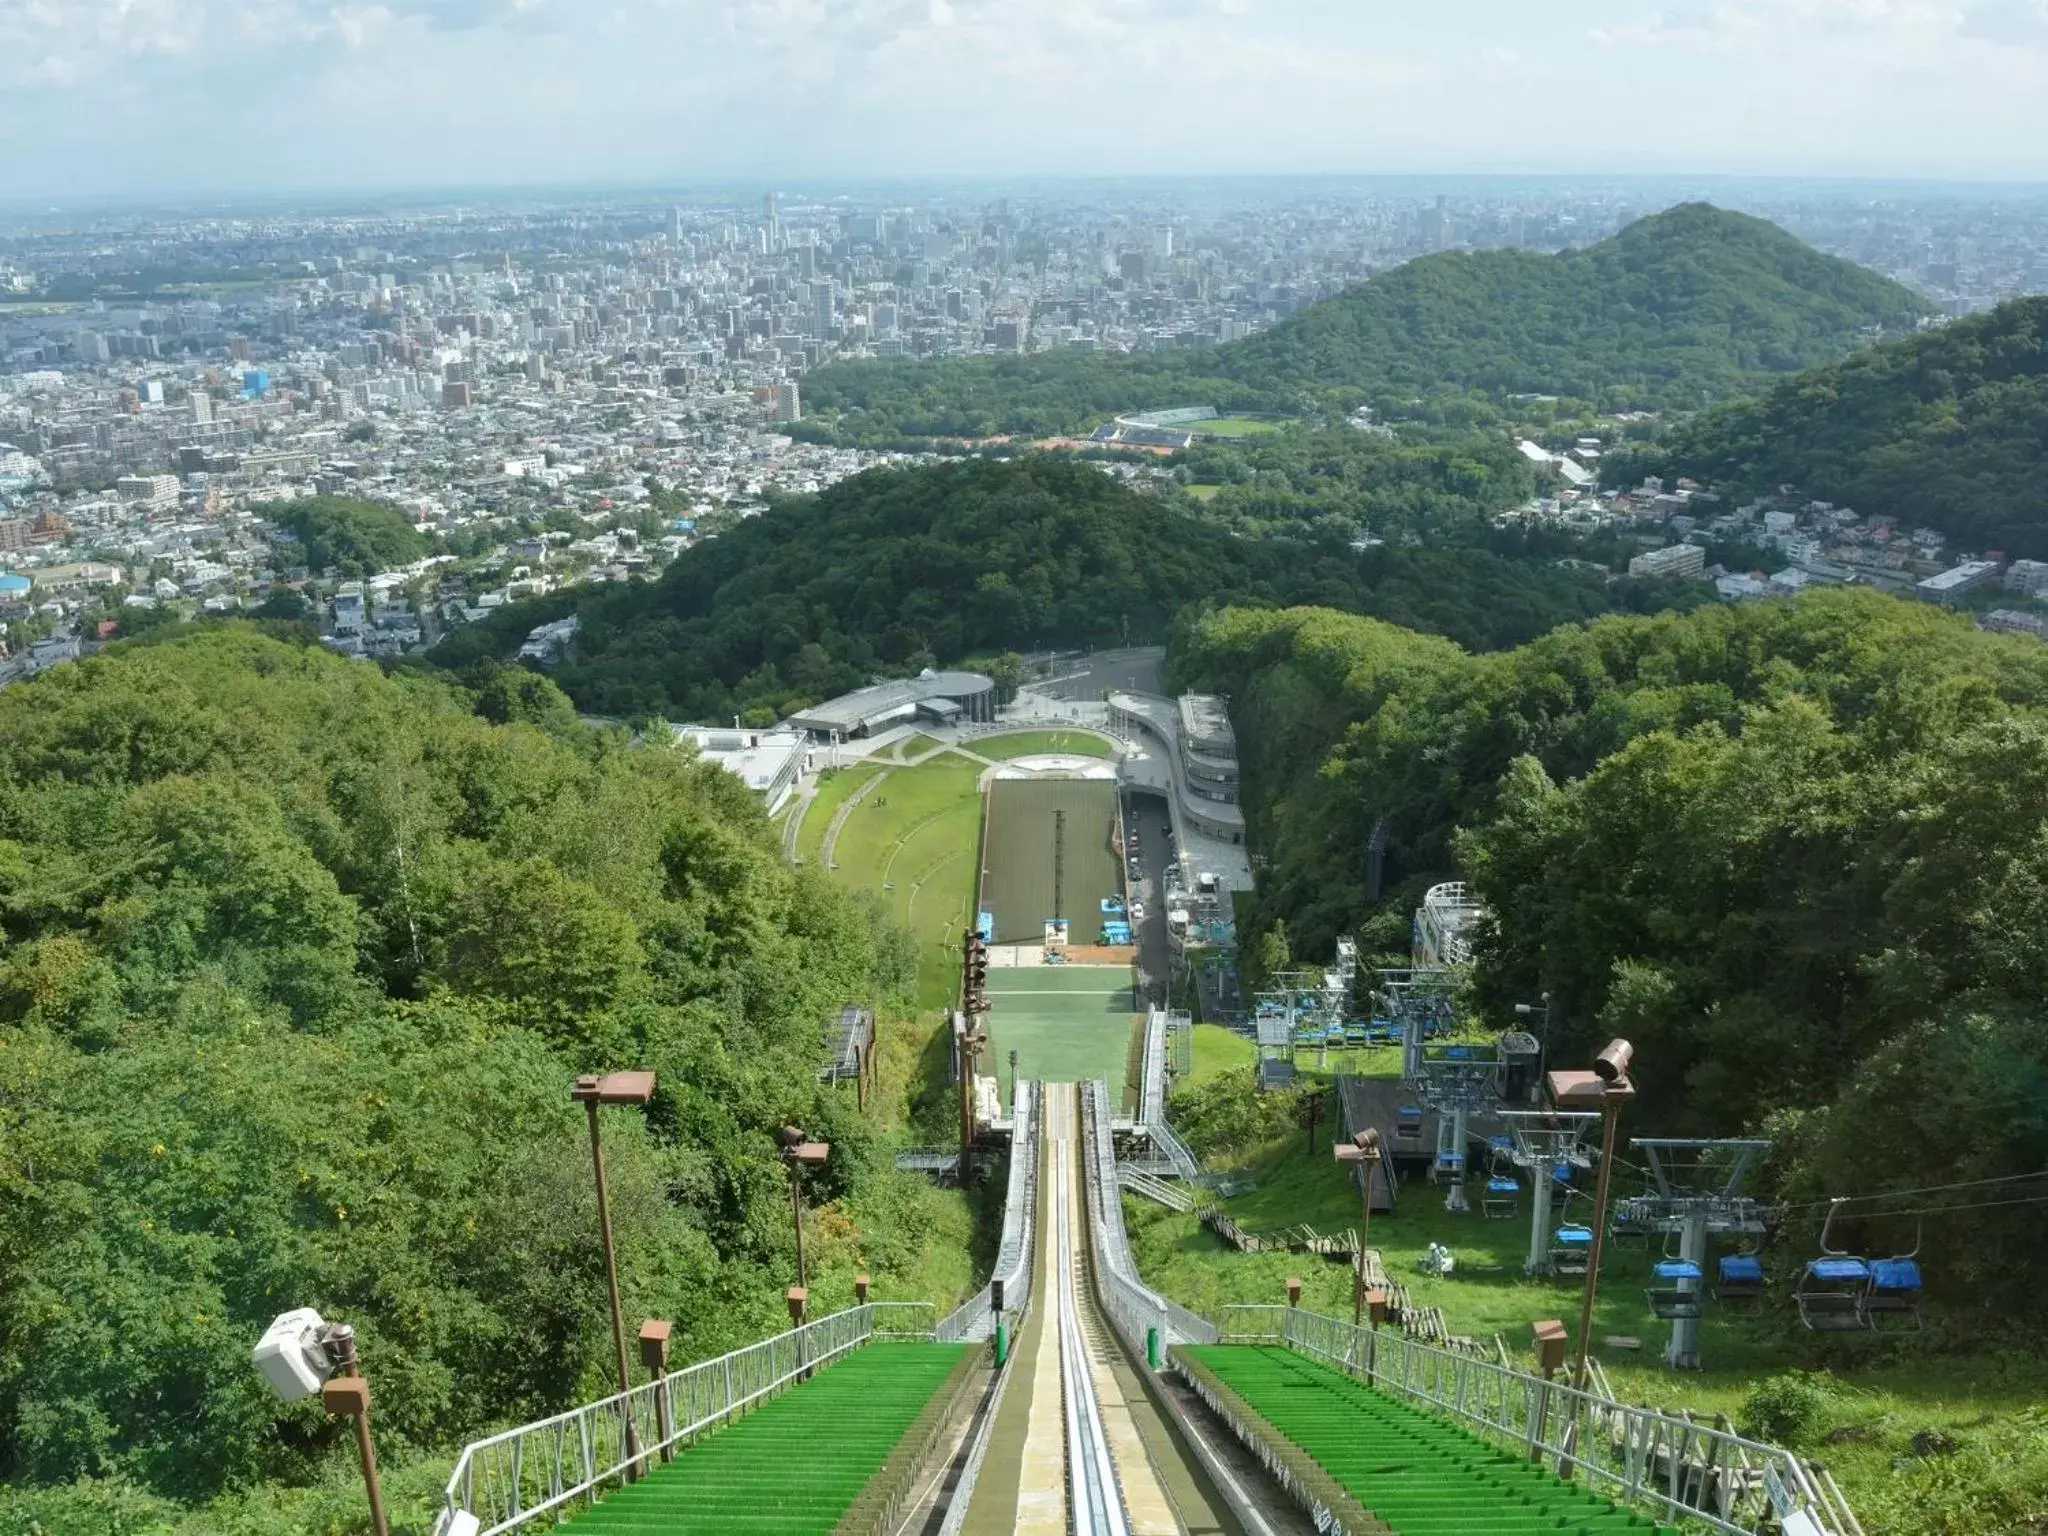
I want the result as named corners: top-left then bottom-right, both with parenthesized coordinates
top-left (1081, 1077), bottom-right (1219, 1356)
top-left (937, 1079), bottom-right (1041, 1342)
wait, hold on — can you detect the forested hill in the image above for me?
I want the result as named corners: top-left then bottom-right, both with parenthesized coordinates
top-left (1606, 295), bottom-right (2048, 557)
top-left (0, 628), bottom-right (957, 1530)
top-left (1171, 591), bottom-right (2048, 1313)
top-left (797, 204), bottom-right (1927, 444)
top-left (1205, 201), bottom-right (1928, 406)
top-left (429, 457), bottom-right (1703, 722)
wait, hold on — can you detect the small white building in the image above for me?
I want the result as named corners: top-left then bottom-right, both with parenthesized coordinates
top-left (671, 726), bottom-right (807, 816)
top-left (1628, 544), bottom-right (1707, 581)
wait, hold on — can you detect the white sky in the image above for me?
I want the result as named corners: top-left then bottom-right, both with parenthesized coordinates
top-left (4, 0), bottom-right (2048, 194)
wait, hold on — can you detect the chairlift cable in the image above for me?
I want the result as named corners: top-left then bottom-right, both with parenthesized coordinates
top-left (1771, 1169), bottom-right (2048, 1218)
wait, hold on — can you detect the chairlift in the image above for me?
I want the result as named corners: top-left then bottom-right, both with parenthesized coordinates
top-left (1646, 1259), bottom-right (1704, 1321)
top-left (1551, 1224), bottom-right (1593, 1277)
top-left (1795, 1197), bottom-right (1871, 1332)
top-left (1715, 1253), bottom-right (1767, 1302)
top-left (1483, 1176), bottom-right (1520, 1220)
top-left (1862, 1222), bottom-right (1924, 1332)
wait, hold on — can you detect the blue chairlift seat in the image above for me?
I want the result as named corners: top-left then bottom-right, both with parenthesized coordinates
top-left (1716, 1254), bottom-right (1766, 1301)
top-left (1551, 1224), bottom-right (1593, 1276)
top-left (1647, 1259), bottom-right (1704, 1320)
top-left (1796, 1256), bottom-right (1872, 1332)
top-left (1864, 1258), bottom-right (1924, 1331)
top-left (1482, 1177), bottom-right (1519, 1219)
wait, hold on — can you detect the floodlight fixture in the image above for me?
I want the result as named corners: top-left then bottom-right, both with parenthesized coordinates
top-left (251, 1310), bottom-right (389, 1536)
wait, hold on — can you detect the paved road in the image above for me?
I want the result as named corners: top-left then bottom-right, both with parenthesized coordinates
top-left (1121, 790), bottom-right (1176, 1009)
top-left (1032, 647), bottom-right (1168, 702)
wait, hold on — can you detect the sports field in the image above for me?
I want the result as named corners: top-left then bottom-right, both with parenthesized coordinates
top-left (986, 966), bottom-right (1138, 1096)
top-left (980, 777), bottom-right (1121, 944)
top-left (971, 729), bottom-right (1116, 761)
top-left (816, 752), bottom-right (984, 1007)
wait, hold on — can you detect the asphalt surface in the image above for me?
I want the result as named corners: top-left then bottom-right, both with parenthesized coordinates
top-left (1121, 789), bottom-right (1176, 1009)
top-left (1031, 646), bottom-right (1168, 702)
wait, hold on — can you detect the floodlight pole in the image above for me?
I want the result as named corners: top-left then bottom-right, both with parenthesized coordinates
top-left (790, 1157), bottom-right (809, 1292)
top-left (1570, 1082), bottom-right (1630, 1395)
top-left (318, 1325), bottom-right (390, 1536)
top-left (573, 1071), bottom-right (658, 1478)
top-left (1562, 1041), bottom-right (1634, 1481)
top-left (583, 1100), bottom-right (636, 1424)
top-left (1336, 1129), bottom-right (1383, 1331)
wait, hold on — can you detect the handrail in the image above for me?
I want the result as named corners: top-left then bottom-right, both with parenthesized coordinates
top-left (1206, 1305), bottom-right (1850, 1536)
top-left (936, 1079), bottom-right (1040, 1341)
top-left (1140, 1007), bottom-right (1169, 1127)
top-left (438, 1301), bottom-right (936, 1536)
top-left (1081, 1078), bottom-right (1217, 1354)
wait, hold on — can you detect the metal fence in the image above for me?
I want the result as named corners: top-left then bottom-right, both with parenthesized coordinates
top-left (439, 1302), bottom-right (936, 1536)
top-left (936, 1081), bottom-right (1040, 1342)
top-left (1082, 1078), bottom-right (1218, 1354)
top-left (1209, 1305), bottom-right (1849, 1536)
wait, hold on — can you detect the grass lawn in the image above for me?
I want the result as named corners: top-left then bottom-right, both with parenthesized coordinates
top-left (971, 729), bottom-right (1117, 760)
top-left (891, 733), bottom-right (944, 761)
top-left (795, 764), bottom-right (885, 865)
top-left (1189, 1024), bottom-right (1257, 1085)
top-left (1184, 484), bottom-right (1224, 501)
top-left (1131, 1081), bottom-right (2048, 1535)
top-left (825, 754), bottom-right (984, 1007)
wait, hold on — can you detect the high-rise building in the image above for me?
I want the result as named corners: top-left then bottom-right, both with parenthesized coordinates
top-left (775, 381), bottom-right (801, 423)
top-left (441, 380), bottom-right (475, 410)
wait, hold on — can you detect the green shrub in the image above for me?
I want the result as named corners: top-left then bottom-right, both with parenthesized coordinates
top-left (1739, 1371), bottom-right (1834, 1445)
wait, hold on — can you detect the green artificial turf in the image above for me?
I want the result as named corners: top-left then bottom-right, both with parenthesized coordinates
top-left (560, 1343), bottom-right (966, 1535)
top-left (1182, 1345), bottom-right (1677, 1536)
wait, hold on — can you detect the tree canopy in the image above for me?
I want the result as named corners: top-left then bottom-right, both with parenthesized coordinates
top-left (1171, 590), bottom-right (2048, 1309)
top-left (428, 456), bottom-right (1702, 723)
top-left (0, 628), bottom-right (949, 1527)
top-left (259, 494), bottom-right (430, 576)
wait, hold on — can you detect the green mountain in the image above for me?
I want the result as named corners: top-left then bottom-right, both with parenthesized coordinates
top-left (1610, 295), bottom-right (2048, 557)
top-left (1216, 201), bottom-right (1928, 404)
top-left (798, 204), bottom-right (1928, 445)
top-left (429, 457), bottom-right (1704, 722)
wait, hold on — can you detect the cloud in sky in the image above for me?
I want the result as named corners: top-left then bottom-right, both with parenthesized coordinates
top-left (1, 0), bottom-right (2045, 194)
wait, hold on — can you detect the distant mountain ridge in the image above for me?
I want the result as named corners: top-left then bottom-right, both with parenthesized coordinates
top-left (796, 203), bottom-right (1930, 444)
top-left (1615, 296), bottom-right (2048, 557)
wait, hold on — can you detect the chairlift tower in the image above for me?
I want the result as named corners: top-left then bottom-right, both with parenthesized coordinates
top-left (1501, 1109), bottom-right (1601, 1275)
top-left (1622, 1138), bottom-right (1771, 1370)
top-left (1252, 968), bottom-right (1325, 1084)
top-left (1413, 1050), bottom-right (1499, 1213)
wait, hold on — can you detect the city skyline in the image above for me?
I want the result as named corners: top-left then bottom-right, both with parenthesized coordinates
top-left (6, 0), bottom-right (2048, 196)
